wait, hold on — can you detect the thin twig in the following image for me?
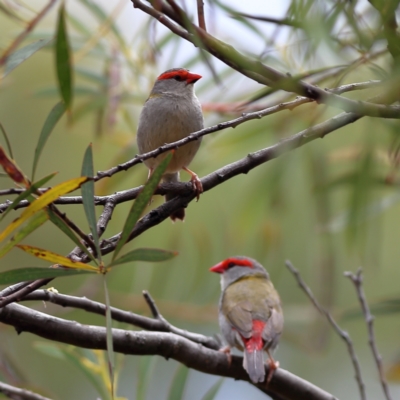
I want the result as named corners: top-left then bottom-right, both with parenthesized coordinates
top-left (142, 290), bottom-right (216, 347)
top-left (344, 268), bottom-right (392, 400)
top-left (0, 278), bottom-right (52, 308)
top-left (196, 0), bottom-right (206, 30)
top-left (285, 260), bottom-right (367, 400)
top-left (96, 198), bottom-right (117, 237)
top-left (0, 381), bottom-right (51, 400)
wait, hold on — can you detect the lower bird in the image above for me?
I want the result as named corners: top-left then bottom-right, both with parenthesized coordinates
top-left (210, 256), bottom-right (283, 384)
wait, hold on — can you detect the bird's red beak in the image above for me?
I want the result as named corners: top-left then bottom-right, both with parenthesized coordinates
top-left (209, 261), bottom-right (225, 273)
top-left (186, 72), bottom-right (202, 84)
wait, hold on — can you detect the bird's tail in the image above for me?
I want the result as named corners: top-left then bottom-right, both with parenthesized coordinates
top-left (243, 320), bottom-right (266, 383)
top-left (163, 173), bottom-right (185, 221)
top-left (243, 349), bottom-right (265, 383)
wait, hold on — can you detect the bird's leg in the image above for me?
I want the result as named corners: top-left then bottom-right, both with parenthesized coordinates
top-left (266, 349), bottom-right (279, 384)
top-left (219, 345), bottom-right (232, 366)
top-left (147, 168), bottom-right (154, 205)
top-left (182, 167), bottom-right (203, 201)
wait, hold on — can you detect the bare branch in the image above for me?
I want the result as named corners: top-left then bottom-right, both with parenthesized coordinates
top-left (23, 289), bottom-right (218, 350)
top-left (0, 278), bottom-right (52, 308)
top-left (344, 268), bottom-right (392, 400)
top-left (96, 198), bottom-right (117, 237)
top-left (0, 302), bottom-right (338, 400)
top-left (285, 260), bottom-right (367, 400)
top-left (196, 0), bottom-right (206, 30)
top-left (0, 381), bottom-right (51, 400)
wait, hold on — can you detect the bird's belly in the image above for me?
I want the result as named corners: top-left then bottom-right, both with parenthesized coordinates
top-left (139, 115), bottom-right (202, 173)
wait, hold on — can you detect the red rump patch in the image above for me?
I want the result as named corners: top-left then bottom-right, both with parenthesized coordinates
top-left (243, 320), bottom-right (265, 352)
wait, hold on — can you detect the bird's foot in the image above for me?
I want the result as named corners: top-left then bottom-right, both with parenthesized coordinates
top-left (219, 346), bottom-right (232, 366)
top-left (266, 356), bottom-right (279, 384)
top-left (183, 167), bottom-right (203, 201)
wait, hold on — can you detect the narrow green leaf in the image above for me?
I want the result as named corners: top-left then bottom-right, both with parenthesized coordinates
top-left (0, 267), bottom-right (93, 285)
top-left (0, 122), bottom-right (13, 158)
top-left (112, 152), bottom-right (172, 261)
top-left (55, 4), bottom-right (73, 109)
top-left (109, 248), bottom-right (178, 268)
top-left (47, 208), bottom-right (98, 264)
top-left (4, 39), bottom-right (52, 77)
top-left (103, 276), bottom-right (115, 398)
top-left (0, 172), bottom-right (57, 221)
top-left (0, 210), bottom-right (48, 258)
top-left (167, 365), bottom-right (189, 400)
top-left (32, 102), bottom-right (66, 180)
top-left (201, 379), bottom-right (224, 400)
top-left (81, 144), bottom-right (101, 262)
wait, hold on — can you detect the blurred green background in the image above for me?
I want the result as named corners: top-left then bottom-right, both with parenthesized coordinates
top-left (0, 1), bottom-right (400, 399)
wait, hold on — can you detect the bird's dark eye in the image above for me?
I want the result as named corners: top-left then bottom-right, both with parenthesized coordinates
top-left (227, 262), bottom-right (235, 269)
top-left (174, 75), bottom-right (183, 81)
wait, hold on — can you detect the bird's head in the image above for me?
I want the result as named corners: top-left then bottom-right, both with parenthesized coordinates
top-left (152, 68), bottom-right (202, 95)
top-left (210, 256), bottom-right (269, 290)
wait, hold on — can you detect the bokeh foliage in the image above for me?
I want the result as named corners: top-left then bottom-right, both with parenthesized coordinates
top-left (0, 1), bottom-right (400, 399)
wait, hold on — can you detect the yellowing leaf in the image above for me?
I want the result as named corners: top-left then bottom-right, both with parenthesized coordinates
top-left (0, 176), bottom-right (88, 242)
top-left (16, 244), bottom-right (98, 272)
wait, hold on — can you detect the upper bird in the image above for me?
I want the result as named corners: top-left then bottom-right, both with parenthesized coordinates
top-left (210, 256), bottom-right (283, 384)
top-left (136, 68), bottom-right (204, 221)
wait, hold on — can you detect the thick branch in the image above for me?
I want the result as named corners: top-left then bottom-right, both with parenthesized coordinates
top-left (0, 302), bottom-right (338, 400)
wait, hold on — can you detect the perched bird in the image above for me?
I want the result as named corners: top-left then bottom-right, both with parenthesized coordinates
top-left (136, 68), bottom-right (204, 221)
top-left (210, 256), bottom-right (283, 384)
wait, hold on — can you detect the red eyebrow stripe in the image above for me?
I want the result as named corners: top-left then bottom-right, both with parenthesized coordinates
top-left (209, 257), bottom-right (253, 273)
top-left (157, 70), bottom-right (188, 80)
